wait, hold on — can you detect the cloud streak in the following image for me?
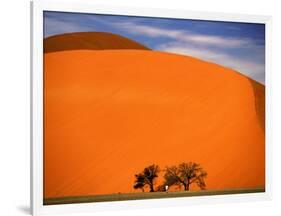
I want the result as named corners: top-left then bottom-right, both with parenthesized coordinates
top-left (117, 22), bottom-right (255, 48)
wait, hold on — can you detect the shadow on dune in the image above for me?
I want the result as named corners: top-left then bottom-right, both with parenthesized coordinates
top-left (44, 32), bottom-right (151, 53)
top-left (248, 78), bottom-right (265, 132)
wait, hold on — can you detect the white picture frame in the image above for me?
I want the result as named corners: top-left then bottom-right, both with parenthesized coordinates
top-left (31, 0), bottom-right (272, 215)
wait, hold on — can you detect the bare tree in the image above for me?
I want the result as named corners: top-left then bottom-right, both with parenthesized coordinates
top-left (164, 162), bottom-right (207, 191)
top-left (133, 164), bottom-right (160, 192)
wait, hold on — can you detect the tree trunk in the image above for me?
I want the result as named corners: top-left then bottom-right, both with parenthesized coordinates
top-left (183, 180), bottom-right (190, 191)
top-left (183, 183), bottom-right (187, 191)
top-left (149, 184), bottom-right (154, 192)
top-left (186, 179), bottom-right (190, 191)
top-left (186, 183), bottom-right (190, 191)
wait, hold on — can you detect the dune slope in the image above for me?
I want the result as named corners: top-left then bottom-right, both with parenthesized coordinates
top-left (44, 50), bottom-right (265, 198)
top-left (44, 32), bottom-right (150, 53)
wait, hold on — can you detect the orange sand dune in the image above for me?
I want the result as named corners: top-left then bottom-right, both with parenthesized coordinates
top-left (44, 32), bottom-right (150, 53)
top-left (44, 50), bottom-right (265, 198)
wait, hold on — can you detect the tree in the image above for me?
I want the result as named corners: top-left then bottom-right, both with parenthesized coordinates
top-left (164, 162), bottom-right (207, 191)
top-left (133, 164), bottom-right (160, 192)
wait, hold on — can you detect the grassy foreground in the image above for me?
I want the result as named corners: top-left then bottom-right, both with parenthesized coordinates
top-left (44, 187), bottom-right (265, 205)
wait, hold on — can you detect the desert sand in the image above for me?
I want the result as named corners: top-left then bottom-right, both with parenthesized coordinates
top-left (44, 32), bottom-right (150, 53)
top-left (44, 33), bottom-right (265, 198)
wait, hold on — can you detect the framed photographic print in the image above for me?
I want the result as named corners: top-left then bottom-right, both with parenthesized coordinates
top-left (31, 0), bottom-right (272, 215)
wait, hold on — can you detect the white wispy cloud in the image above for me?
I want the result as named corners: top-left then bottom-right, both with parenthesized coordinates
top-left (117, 22), bottom-right (254, 48)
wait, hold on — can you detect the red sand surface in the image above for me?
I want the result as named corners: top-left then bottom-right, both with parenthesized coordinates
top-left (44, 32), bottom-right (150, 53)
top-left (44, 49), bottom-right (265, 198)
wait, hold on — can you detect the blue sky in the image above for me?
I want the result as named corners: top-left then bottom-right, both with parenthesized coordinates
top-left (44, 11), bottom-right (265, 84)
